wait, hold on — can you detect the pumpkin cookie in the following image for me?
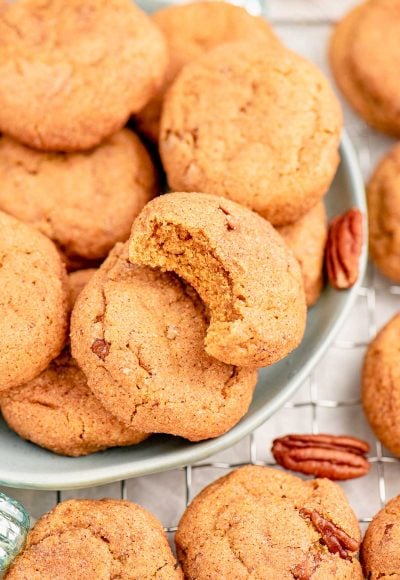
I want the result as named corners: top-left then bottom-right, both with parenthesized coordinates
top-left (0, 211), bottom-right (68, 392)
top-left (367, 143), bottom-right (400, 281)
top-left (135, 1), bottom-right (278, 142)
top-left (176, 465), bottom-right (362, 579)
top-left (5, 499), bottom-right (182, 579)
top-left (0, 0), bottom-right (167, 151)
top-left (128, 192), bottom-right (307, 367)
top-left (160, 42), bottom-right (342, 226)
top-left (0, 130), bottom-right (157, 261)
top-left (278, 202), bottom-right (327, 307)
top-left (362, 313), bottom-right (400, 457)
top-left (361, 495), bottom-right (400, 578)
top-left (0, 269), bottom-right (147, 457)
top-left (71, 242), bottom-right (257, 441)
top-left (330, 0), bottom-right (400, 137)
top-left (0, 349), bottom-right (149, 457)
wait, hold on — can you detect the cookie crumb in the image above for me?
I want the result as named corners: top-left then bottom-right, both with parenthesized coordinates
top-left (166, 325), bottom-right (179, 340)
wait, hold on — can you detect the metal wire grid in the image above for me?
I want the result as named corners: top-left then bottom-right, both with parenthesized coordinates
top-left (5, 3), bottom-right (400, 539)
top-left (141, 283), bottom-right (399, 534)
top-left (131, 124), bottom-right (399, 533)
top-left (28, 273), bottom-right (400, 535)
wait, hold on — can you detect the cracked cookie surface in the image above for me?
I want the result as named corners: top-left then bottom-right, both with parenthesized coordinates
top-left (0, 130), bottom-right (158, 261)
top-left (0, 266), bottom-right (148, 456)
top-left (330, 0), bottom-right (400, 137)
top-left (0, 211), bottom-right (68, 392)
top-left (278, 202), bottom-right (327, 307)
top-left (0, 0), bottom-right (167, 151)
top-left (71, 242), bottom-right (257, 441)
top-left (176, 465), bottom-right (362, 579)
top-left (5, 499), bottom-right (182, 579)
top-left (0, 348), bottom-right (149, 456)
top-left (135, 1), bottom-right (278, 142)
top-left (160, 41), bottom-right (342, 226)
top-left (367, 143), bottom-right (400, 282)
top-left (128, 192), bottom-right (307, 367)
top-left (361, 495), bottom-right (400, 579)
top-left (362, 313), bottom-right (400, 457)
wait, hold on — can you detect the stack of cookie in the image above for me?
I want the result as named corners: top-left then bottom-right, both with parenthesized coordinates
top-left (0, 0), bottom-right (343, 456)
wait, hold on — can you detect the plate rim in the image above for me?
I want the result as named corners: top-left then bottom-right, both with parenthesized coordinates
top-left (1, 131), bottom-right (368, 490)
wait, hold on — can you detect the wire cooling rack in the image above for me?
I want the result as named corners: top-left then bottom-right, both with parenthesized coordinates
top-left (2, 0), bottom-right (400, 544)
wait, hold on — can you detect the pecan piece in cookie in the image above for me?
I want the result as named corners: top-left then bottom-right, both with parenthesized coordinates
top-left (326, 208), bottom-right (363, 289)
top-left (272, 434), bottom-right (370, 480)
top-left (300, 508), bottom-right (360, 560)
top-left (91, 339), bottom-right (110, 361)
top-left (175, 466), bottom-right (362, 578)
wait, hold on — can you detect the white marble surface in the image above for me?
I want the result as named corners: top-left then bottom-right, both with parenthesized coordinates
top-left (2, 0), bottom-right (400, 542)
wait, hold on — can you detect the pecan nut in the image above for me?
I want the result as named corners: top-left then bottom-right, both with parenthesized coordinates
top-left (300, 508), bottom-right (359, 560)
top-left (91, 338), bottom-right (110, 360)
top-left (271, 434), bottom-right (370, 480)
top-left (326, 208), bottom-right (363, 289)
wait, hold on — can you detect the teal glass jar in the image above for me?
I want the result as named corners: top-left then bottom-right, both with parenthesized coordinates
top-left (0, 493), bottom-right (30, 573)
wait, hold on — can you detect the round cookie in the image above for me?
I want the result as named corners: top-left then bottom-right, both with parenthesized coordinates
top-left (0, 0), bottom-right (167, 151)
top-left (278, 202), bottom-right (327, 307)
top-left (367, 143), bottom-right (400, 281)
top-left (160, 41), bottom-right (342, 226)
top-left (362, 313), bottom-right (400, 457)
top-left (330, 0), bottom-right (400, 137)
top-left (0, 211), bottom-right (68, 392)
top-left (128, 192), bottom-right (307, 367)
top-left (5, 499), bottom-right (182, 579)
top-left (135, 1), bottom-right (279, 142)
top-left (71, 242), bottom-right (257, 441)
top-left (361, 495), bottom-right (400, 578)
top-left (0, 130), bottom-right (157, 261)
top-left (0, 349), bottom-right (149, 457)
top-left (176, 465), bottom-right (362, 579)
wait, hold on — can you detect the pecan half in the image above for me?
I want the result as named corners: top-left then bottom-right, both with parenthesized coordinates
top-left (271, 434), bottom-right (370, 480)
top-left (91, 338), bottom-right (110, 361)
top-left (300, 509), bottom-right (359, 560)
top-left (326, 208), bottom-right (363, 289)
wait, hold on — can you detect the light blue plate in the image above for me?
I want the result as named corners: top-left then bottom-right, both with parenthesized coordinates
top-left (0, 132), bottom-right (367, 490)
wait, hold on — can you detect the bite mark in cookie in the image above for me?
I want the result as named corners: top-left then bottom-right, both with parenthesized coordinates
top-left (129, 192), bottom-right (307, 367)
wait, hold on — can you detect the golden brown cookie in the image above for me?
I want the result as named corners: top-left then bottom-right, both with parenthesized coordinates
top-left (71, 242), bottom-right (257, 441)
top-left (0, 349), bottom-right (148, 457)
top-left (362, 313), bottom-right (400, 457)
top-left (0, 130), bottom-right (157, 261)
top-left (128, 192), bottom-right (307, 367)
top-left (5, 499), bottom-right (182, 579)
top-left (330, 0), bottom-right (400, 137)
top-left (278, 202), bottom-right (327, 307)
top-left (135, 1), bottom-right (279, 142)
top-left (0, 267), bottom-right (148, 456)
top-left (160, 41), bottom-right (342, 226)
top-left (361, 495), bottom-right (400, 578)
top-left (367, 143), bottom-right (400, 281)
top-left (0, 211), bottom-right (68, 392)
top-left (0, 0), bottom-right (167, 151)
top-left (176, 465), bottom-right (362, 579)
